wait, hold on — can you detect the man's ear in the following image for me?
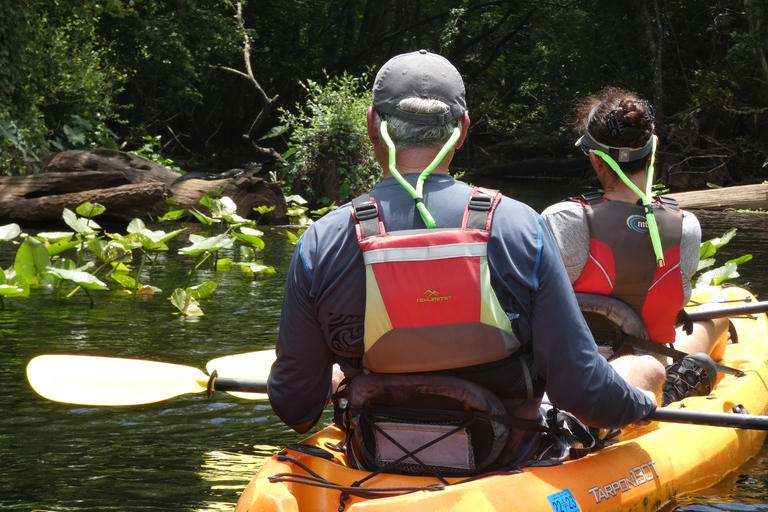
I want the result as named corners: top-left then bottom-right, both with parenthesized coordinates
top-left (455, 111), bottom-right (471, 149)
top-left (367, 107), bottom-right (379, 145)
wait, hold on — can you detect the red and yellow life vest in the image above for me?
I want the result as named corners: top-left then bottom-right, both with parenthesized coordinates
top-left (571, 193), bottom-right (684, 344)
top-left (351, 187), bottom-right (521, 373)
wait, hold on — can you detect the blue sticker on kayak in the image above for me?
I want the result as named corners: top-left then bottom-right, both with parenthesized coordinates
top-left (547, 489), bottom-right (580, 512)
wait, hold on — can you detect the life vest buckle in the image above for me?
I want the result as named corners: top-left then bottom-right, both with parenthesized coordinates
top-left (354, 200), bottom-right (379, 221)
top-left (468, 193), bottom-right (492, 212)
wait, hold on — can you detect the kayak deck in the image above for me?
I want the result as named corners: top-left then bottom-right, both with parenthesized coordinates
top-left (236, 286), bottom-right (768, 512)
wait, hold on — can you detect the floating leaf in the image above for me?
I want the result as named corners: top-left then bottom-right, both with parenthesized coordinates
top-left (187, 281), bottom-right (217, 300)
top-left (169, 288), bottom-right (204, 316)
top-left (43, 267), bottom-right (109, 290)
top-left (111, 273), bottom-right (137, 289)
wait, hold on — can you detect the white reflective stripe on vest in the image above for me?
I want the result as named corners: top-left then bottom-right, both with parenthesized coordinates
top-left (362, 242), bottom-right (487, 264)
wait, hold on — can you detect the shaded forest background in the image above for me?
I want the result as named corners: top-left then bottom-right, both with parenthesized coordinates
top-left (2, 0), bottom-right (768, 200)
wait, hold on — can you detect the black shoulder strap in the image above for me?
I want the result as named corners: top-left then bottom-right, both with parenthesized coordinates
top-left (656, 195), bottom-right (680, 211)
top-left (465, 188), bottom-right (500, 231)
top-left (579, 190), bottom-right (604, 207)
top-left (352, 193), bottom-right (381, 238)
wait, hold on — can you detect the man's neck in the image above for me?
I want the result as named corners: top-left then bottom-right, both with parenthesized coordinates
top-left (379, 146), bottom-right (453, 179)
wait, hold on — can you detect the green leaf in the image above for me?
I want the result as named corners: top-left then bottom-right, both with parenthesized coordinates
top-left (111, 273), bottom-right (137, 289)
top-left (76, 202), bottom-right (106, 218)
top-left (0, 223), bottom-right (21, 241)
top-left (14, 237), bottom-right (51, 285)
top-left (36, 232), bottom-right (74, 243)
top-left (259, 124), bottom-right (289, 140)
top-left (189, 208), bottom-right (217, 226)
top-left (726, 254), bottom-right (752, 266)
top-left (161, 209), bottom-right (186, 221)
top-left (284, 194), bottom-right (308, 205)
top-left (696, 257), bottom-right (716, 272)
top-left (0, 284), bottom-right (26, 296)
top-left (239, 262), bottom-right (276, 274)
top-left (88, 239), bottom-right (133, 263)
top-left (169, 288), bottom-right (204, 316)
top-left (179, 233), bottom-right (234, 256)
top-left (708, 228), bottom-right (737, 250)
top-left (187, 281), bottom-right (217, 299)
top-left (43, 267), bottom-right (109, 290)
top-left (62, 208), bottom-right (99, 234)
top-left (254, 205), bottom-right (276, 215)
top-left (232, 227), bottom-right (265, 249)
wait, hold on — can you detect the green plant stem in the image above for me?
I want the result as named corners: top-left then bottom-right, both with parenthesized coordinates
top-left (132, 251), bottom-right (148, 299)
top-left (84, 287), bottom-right (94, 307)
top-left (66, 260), bottom-right (111, 298)
top-left (184, 252), bottom-right (212, 289)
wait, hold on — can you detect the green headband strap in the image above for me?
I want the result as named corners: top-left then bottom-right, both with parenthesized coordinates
top-left (379, 120), bottom-right (461, 229)
top-left (593, 136), bottom-right (666, 267)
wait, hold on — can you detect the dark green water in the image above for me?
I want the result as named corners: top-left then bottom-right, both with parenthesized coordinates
top-left (1, 178), bottom-right (767, 511)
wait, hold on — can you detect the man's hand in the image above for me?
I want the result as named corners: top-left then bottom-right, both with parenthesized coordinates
top-left (327, 363), bottom-right (345, 406)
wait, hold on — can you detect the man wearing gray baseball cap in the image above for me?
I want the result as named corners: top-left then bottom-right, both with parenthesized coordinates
top-left (268, 50), bottom-right (656, 474)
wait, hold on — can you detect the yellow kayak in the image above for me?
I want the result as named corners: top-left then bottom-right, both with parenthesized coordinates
top-left (235, 285), bottom-right (768, 512)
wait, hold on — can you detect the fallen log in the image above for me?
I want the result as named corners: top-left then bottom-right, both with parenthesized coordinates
top-left (667, 183), bottom-right (768, 211)
top-left (0, 149), bottom-right (287, 225)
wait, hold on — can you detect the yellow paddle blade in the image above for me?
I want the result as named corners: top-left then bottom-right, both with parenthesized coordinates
top-left (27, 355), bottom-right (210, 406)
top-left (206, 349), bottom-right (275, 400)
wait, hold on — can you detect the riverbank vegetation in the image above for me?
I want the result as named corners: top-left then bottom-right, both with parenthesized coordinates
top-left (2, 1), bottom-right (767, 194)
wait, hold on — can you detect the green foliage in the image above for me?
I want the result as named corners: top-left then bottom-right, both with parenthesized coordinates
top-left (0, 2), bottom-right (125, 175)
top-left (129, 136), bottom-right (184, 174)
top-left (695, 229), bottom-right (753, 289)
top-left (0, 188), bottom-right (308, 311)
top-left (277, 72), bottom-right (381, 205)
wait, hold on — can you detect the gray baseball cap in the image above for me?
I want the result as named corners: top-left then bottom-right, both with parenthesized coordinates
top-left (372, 50), bottom-right (466, 126)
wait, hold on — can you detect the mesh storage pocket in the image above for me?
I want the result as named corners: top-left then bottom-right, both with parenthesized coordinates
top-left (346, 373), bottom-right (508, 477)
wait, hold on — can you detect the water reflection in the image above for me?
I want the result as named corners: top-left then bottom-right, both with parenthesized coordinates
top-left (665, 449), bottom-right (768, 511)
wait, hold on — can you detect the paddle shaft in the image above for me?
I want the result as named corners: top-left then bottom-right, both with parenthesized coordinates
top-left (211, 377), bottom-right (267, 394)
top-left (648, 407), bottom-right (768, 430)
top-left (686, 300), bottom-right (768, 321)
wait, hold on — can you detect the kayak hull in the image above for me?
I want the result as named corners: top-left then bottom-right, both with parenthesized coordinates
top-left (236, 286), bottom-right (768, 512)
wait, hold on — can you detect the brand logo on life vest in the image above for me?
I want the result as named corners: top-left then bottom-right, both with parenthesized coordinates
top-left (627, 215), bottom-right (649, 233)
top-left (417, 290), bottom-right (452, 303)
top-left (587, 460), bottom-right (659, 503)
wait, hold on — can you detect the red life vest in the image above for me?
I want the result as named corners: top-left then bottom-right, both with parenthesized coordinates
top-left (351, 187), bottom-right (521, 373)
top-left (571, 192), bottom-right (684, 344)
